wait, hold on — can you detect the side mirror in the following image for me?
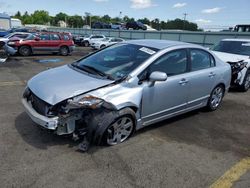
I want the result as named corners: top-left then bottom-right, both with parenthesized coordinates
top-left (149, 71), bottom-right (167, 85)
top-left (34, 37), bottom-right (40, 41)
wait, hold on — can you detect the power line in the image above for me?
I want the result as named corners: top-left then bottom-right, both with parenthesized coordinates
top-left (183, 13), bottom-right (188, 30)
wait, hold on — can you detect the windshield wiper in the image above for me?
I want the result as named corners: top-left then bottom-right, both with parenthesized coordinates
top-left (71, 63), bottom-right (93, 74)
top-left (72, 63), bottom-right (114, 80)
top-left (81, 65), bottom-right (114, 80)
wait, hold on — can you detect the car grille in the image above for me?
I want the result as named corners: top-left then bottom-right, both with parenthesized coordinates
top-left (29, 92), bottom-right (51, 116)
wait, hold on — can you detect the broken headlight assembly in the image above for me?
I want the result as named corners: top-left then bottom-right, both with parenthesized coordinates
top-left (67, 95), bottom-right (104, 109)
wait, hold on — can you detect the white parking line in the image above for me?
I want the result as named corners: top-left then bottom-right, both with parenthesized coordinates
top-left (0, 81), bottom-right (26, 87)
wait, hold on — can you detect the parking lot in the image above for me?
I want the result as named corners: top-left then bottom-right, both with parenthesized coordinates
top-left (0, 47), bottom-right (249, 188)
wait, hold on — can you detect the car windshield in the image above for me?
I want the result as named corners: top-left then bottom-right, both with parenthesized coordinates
top-left (74, 43), bottom-right (158, 80)
top-left (212, 41), bottom-right (250, 56)
top-left (102, 38), bottom-right (110, 41)
top-left (3, 33), bottom-right (13, 38)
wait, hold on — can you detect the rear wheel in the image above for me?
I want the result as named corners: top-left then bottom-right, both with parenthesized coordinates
top-left (84, 41), bottom-right (89, 47)
top-left (60, 46), bottom-right (69, 56)
top-left (104, 108), bottom-right (135, 146)
top-left (240, 70), bottom-right (250, 92)
top-left (19, 46), bottom-right (31, 56)
top-left (207, 85), bottom-right (225, 111)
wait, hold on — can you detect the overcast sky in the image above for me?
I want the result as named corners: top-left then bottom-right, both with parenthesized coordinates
top-left (0, 0), bottom-right (249, 29)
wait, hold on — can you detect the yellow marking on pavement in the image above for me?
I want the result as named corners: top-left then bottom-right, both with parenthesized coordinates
top-left (0, 80), bottom-right (26, 87)
top-left (210, 157), bottom-right (250, 188)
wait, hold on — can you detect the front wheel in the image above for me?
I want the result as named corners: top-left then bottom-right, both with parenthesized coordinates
top-left (84, 41), bottom-right (89, 47)
top-left (207, 85), bottom-right (225, 111)
top-left (60, 46), bottom-right (69, 56)
top-left (240, 70), bottom-right (250, 92)
top-left (104, 108), bottom-right (135, 146)
top-left (19, 46), bottom-right (31, 56)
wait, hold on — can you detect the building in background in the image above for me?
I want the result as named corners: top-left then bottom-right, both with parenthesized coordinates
top-left (58, 20), bottom-right (67, 28)
top-left (11, 18), bottom-right (22, 28)
top-left (0, 13), bottom-right (11, 30)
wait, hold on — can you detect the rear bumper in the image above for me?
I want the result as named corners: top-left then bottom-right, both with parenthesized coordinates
top-left (22, 98), bottom-right (58, 130)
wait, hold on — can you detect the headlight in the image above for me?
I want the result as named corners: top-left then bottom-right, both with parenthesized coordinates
top-left (68, 95), bottom-right (104, 109)
top-left (7, 41), bottom-right (15, 45)
top-left (234, 61), bottom-right (247, 70)
top-left (240, 62), bottom-right (248, 68)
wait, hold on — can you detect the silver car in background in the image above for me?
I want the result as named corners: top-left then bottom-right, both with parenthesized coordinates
top-left (22, 40), bottom-right (231, 151)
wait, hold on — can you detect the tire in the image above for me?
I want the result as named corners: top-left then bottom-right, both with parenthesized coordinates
top-left (240, 70), bottom-right (250, 92)
top-left (104, 108), bottom-right (136, 146)
top-left (84, 41), bottom-right (89, 47)
top-left (19, 46), bottom-right (31, 56)
top-left (0, 51), bottom-right (8, 59)
top-left (100, 45), bottom-right (106, 49)
top-left (206, 85), bottom-right (225, 111)
top-left (60, 46), bottom-right (69, 56)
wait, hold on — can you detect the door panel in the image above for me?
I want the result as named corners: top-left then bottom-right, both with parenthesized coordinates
top-left (187, 49), bottom-right (217, 107)
top-left (141, 49), bottom-right (189, 124)
top-left (186, 68), bottom-right (217, 107)
top-left (141, 74), bottom-right (188, 123)
top-left (49, 34), bottom-right (61, 51)
top-left (34, 34), bottom-right (50, 52)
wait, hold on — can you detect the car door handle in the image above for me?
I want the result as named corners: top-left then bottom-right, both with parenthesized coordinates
top-left (209, 72), bottom-right (216, 77)
top-left (179, 78), bottom-right (189, 85)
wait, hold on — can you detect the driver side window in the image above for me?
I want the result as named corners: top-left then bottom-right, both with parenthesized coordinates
top-left (149, 49), bottom-right (188, 76)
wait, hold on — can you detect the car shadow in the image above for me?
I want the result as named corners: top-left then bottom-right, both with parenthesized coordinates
top-left (15, 112), bottom-right (79, 150)
top-left (135, 101), bottom-right (250, 157)
top-left (15, 100), bottom-right (250, 155)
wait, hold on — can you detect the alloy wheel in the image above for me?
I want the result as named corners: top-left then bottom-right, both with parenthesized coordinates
top-left (210, 87), bottom-right (224, 109)
top-left (107, 116), bottom-right (133, 145)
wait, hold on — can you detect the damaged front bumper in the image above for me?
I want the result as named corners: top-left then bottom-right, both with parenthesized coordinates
top-left (22, 98), bottom-right (82, 135)
top-left (22, 98), bottom-right (59, 130)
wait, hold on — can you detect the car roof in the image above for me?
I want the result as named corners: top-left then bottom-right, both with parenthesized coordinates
top-left (124, 39), bottom-right (196, 50)
top-left (11, 32), bottom-right (31, 35)
top-left (37, 32), bottom-right (70, 35)
top-left (222, 38), bottom-right (250, 42)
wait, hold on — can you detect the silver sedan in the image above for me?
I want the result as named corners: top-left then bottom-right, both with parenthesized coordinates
top-left (22, 40), bottom-right (231, 151)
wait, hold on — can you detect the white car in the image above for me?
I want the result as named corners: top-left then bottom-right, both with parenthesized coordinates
top-left (0, 32), bottom-right (31, 43)
top-left (212, 39), bottom-right (250, 91)
top-left (91, 37), bottom-right (125, 50)
top-left (82, 34), bottom-right (106, 47)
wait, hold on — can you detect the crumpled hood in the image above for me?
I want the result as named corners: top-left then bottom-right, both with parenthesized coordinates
top-left (212, 51), bottom-right (250, 63)
top-left (28, 65), bottom-right (113, 105)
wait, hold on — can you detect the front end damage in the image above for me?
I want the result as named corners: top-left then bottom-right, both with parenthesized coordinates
top-left (227, 60), bottom-right (248, 86)
top-left (22, 87), bottom-right (121, 151)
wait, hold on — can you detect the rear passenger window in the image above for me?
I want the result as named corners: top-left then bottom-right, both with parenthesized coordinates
top-left (50, 34), bottom-right (60, 40)
top-left (63, 35), bottom-right (70, 40)
top-left (190, 49), bottom-right (215, 71)
top-left (40, 34), bottom-right (50, 40)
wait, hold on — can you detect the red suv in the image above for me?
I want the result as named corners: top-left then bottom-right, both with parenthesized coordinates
top-left (9, 32), bottom-right (75, 56)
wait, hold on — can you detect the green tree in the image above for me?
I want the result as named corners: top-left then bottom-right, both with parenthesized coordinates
top-left (31, 10), bottom-right (51, 25)
top-left (54, 12), bottom-right (68, 25)
top-left (13, 11), bottom-right (22, 19)
top-left (22, 11), bottom-right (33, 24)
top-left (137, 18), bottom-right (150, 25)
top-left (111, 17), bottom-right (121, 23)
top-left (123, 16), bottom-right (134, 23)
top-left (67, 15), bottom-right (84, 28)
top-left (101, 15), bottom-right (111, 23)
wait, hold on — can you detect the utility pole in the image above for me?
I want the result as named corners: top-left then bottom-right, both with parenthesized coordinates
top-left (183, 13), bottom-right (188, 30)
top-left (119, 11), bottom-right (122, 20)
